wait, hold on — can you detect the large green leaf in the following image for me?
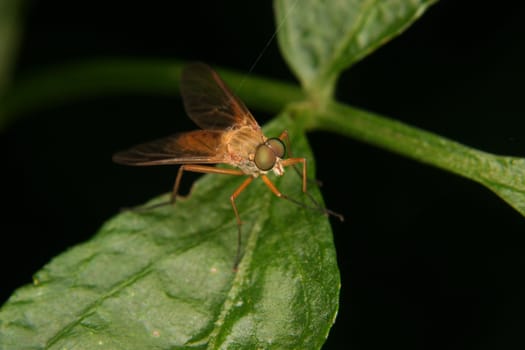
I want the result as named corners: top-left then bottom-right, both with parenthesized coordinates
top-left (274, 0), bottom-right (437, 101)
top-left (0, 113), bottom-right (339, 349)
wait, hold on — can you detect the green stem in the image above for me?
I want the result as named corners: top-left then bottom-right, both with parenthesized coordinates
top-left (311, 102), bottom-right (486, 180)
top-left (309, 102), bottom-right (525, 216)
top-left (0, 59), bottom-right (305, 129)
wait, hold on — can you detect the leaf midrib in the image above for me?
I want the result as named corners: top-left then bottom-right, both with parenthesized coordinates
top-left (206, 184), bottom-right (274, 348)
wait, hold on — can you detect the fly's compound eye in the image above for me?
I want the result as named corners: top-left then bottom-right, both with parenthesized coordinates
top-left (266, 138), bottom-right (286, 158)
top-left (254, 138), bottom-right (286, 171)
top-left (254, 144), bottom-right (276, 171)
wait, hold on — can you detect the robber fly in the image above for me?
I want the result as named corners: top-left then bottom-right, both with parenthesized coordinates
top-left (113, 63), bottom-right (342, 267)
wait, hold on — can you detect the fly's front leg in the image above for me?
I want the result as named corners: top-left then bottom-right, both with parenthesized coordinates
top-left (281, 157), bottom-right (307, 193)
top-left (260, 174), bottom-right (311, 210)
top-left (276, 131), bottom-right (344, 222)
top-left (277, 130), bottom-right (322, 188)
top-left (264, 164), bottom-right (345, 222)
top-left (277, 129), bottom-right (291, 155)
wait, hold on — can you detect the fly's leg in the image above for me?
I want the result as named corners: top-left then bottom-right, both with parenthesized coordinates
top-left (229, 176), bottom-right (254, 270)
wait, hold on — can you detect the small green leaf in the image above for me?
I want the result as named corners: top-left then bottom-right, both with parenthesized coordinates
top-left (274, 0), bottom-right (437, 101)
top-left (0, 114), bottom-right (339, 349)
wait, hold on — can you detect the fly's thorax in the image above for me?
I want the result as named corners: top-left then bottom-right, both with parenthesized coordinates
top-left (223, 126), bottom-right (265, 174)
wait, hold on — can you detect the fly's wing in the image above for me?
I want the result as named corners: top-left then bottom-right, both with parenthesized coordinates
top-left (181, 63), bottom-right (260, 130)
top-left (112, 130), bottom-right (226, 166)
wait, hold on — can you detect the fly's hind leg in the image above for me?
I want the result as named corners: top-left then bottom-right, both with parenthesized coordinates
top-left (229, 176), bottom-right (254, 270)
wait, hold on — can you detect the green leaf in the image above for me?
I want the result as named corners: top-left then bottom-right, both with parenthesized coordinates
top-left (0, 113), bottom-right (339, 349)
top-left (274, 0), bottom-right (437, 101)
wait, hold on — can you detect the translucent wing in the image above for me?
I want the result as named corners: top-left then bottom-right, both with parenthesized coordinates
top-left (112, 130), bottom-right (227, 166)
top-left (181, 63), bottom-right (259, 130)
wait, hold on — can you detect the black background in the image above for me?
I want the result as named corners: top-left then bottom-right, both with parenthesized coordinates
top-left (2, 0), bottom-right (525, 349)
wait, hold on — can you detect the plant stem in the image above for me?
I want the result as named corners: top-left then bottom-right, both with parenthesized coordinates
top-left (311, 102), bottom-right (487, 180)
top-left (0, 59), bottom-right (305, 129)
top-left (310, 102), bottom-right (525, 216)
